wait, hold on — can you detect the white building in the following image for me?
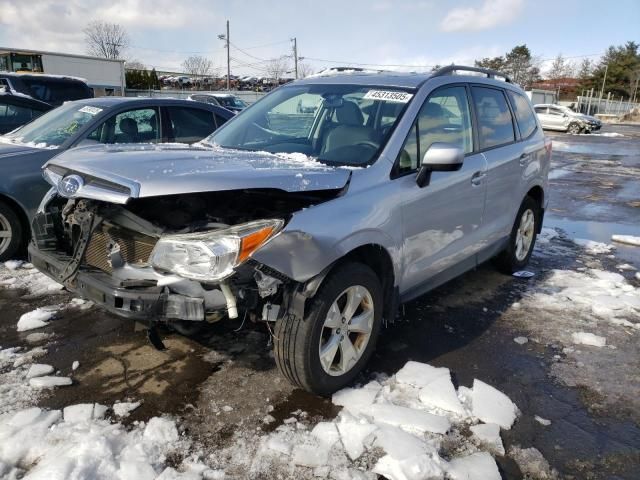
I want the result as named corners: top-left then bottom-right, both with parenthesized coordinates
top-left (0, 47), bottom-right (125, 96)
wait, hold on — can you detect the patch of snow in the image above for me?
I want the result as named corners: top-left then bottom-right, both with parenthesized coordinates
top-left (16, 307), bottom-right (58, 332)
top-left (0, 262), bottom-right (64, 297)
top-left (448, 452), bottom-right (501, 480)
top-left (366, 403), bottom-right (451, 435)
top-left (573, 238), bottom-right (615, 254)
top-left (471, 380), bottom-right (518, 429)
top-left (28, 376), bottom-right (72, 388)
top-left (3, 260), bottom-right (23, 271)
top-left (469, 423), bottom-right (505, 455)
top-left (514, 336), bottom-right (528, 345)
top-left (509, 446), bottom-right (558, 479)
top-left (611, 234), bottom-right (640, 247)
top-left (616, 263), bottom-right (636, 271)
top-left (113, 401), bottom-right (141, 417)
top-left (534, 415), bottom-right (551, 426)
top-left (571, 332), bottom-right (607, 347)
top-left (25, 364), bottom-right (54, 379)
top-left (72, 360), bottom-right (80, 370)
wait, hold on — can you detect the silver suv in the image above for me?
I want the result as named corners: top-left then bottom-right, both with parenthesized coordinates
top-left (30, 66), bottom-right (550, 395)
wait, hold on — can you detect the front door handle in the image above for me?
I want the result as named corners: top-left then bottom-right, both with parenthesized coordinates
top-left (519, 153), bottom-right (529, 166)
top-left (471, 171), bottom-right (486, 186)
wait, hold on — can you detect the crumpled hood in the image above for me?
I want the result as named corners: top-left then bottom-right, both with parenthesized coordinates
top-left (45, 143), bottom-right (351, 199)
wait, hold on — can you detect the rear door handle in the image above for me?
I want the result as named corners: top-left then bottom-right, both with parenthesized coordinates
top-left (471, 171), bottom-right (486, 186)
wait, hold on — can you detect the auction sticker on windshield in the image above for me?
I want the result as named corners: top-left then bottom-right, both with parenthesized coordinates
top-left (78, 106), bottom-right (103, 115)
top-left (363, 90), bottom-right (413, 103)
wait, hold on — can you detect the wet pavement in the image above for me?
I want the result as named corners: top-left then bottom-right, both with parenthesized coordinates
top-left (0, 123), bottom-right (639, 479)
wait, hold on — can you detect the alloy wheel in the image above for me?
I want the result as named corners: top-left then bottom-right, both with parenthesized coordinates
top-left (0, 212), bottom-right (12, 257)
top-left (515, 208), bottom-right (535, 261)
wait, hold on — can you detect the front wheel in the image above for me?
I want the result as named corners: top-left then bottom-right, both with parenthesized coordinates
top-left (274, 262), bottom-right (383, 395)
top-left (495, 196), bottom-right (540, 274)
top-left (0, 202), bottom-right (23, 262)
top-left (567, 122), bottom-right (582, 135)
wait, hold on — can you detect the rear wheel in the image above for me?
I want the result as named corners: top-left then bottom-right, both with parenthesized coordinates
top-left (495, 196), bottom-right (540, 274)
top-left (274, 263), bottom-right (382, 395)
top-left (0, 202), bottom-right (23, 262)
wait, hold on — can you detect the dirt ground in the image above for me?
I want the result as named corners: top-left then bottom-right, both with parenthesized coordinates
top-left (1, 123), bottom-right (638, 479)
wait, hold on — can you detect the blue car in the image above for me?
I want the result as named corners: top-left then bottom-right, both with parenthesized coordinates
top-left (0, 96), bottom-right (234, 260)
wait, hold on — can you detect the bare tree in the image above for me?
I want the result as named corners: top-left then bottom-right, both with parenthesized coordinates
top-left (297, 62), bottom-right (314, 78)
top-left (125, 59), bottom-right (146, 70)
top-left (266, 56), bottom-right (290, 84)
top-left (84, 21), bottom-right (129, 59)
top-left (182, 55), bottom-right (214, 86)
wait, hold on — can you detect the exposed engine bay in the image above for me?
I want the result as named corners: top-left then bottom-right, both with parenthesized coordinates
top-left (29, 187), bottom-right (341, 330)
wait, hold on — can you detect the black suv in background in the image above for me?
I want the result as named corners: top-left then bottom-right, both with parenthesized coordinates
top-left (0, 73), bottom-right (93, 107)
top-left (0, 91), bottom-right (52, 134)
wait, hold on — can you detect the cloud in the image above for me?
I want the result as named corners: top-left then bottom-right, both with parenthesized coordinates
top-left (440, 0), bottom-right (524, 32)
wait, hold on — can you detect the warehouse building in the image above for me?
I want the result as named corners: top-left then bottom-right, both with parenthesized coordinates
top-left (0, 47), bottom-right (125, 96)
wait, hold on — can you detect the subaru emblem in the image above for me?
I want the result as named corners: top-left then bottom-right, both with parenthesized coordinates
top-left (58, 174), bottom-right (84, 197)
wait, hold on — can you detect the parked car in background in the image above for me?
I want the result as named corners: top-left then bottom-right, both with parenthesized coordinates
top-left (0, 90), bottom-right (52, 134)
top-left (0, 72), bottom-right (93, 107)
top-left (30, 66), bottom-right (550, 395)
top-left (0, 97), bottom-right (234, 260)
top-left (534, 104), bottom-right (602, 134)
top-left (189, 93), bottom-right (248, 112)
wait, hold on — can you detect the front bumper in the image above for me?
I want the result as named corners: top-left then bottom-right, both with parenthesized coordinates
top-left (29, 245), bottom-right (207, 322)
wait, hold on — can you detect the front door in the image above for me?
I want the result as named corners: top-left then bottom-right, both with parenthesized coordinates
top-left (397, 85), bottom-right (488, 294)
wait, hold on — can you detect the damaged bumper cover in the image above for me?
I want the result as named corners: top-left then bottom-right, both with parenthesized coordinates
top-left (29, 246), bottom-right (214, 322)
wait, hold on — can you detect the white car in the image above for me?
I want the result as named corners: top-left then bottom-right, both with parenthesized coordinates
top-left (534, 104), bottom-right (602, 134)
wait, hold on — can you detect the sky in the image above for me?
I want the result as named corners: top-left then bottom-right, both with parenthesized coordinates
top-left (0, 0), bottom-right (638, 77)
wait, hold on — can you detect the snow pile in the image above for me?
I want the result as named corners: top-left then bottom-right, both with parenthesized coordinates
top-left (611, 234), bottom-right (640, 247)
top-left (573, 238), bottom-right (615, 254)
top-left (525, 268), bottom-right (640, 330)
top-left (0, 408), bottom-right (212, 479)
top-left (230, 361), bottom-right (518, 479)
top-left (0, 261), bottom-right (64, 297)
top-left (0, 346), bottom-right (48, 414)
top-left (571, 332), bottom-right (607, 347)
top-left (16, 306), bottom-right (59, 332)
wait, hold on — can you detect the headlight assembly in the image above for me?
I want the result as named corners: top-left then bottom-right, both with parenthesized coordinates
top-left (149, 219), bottom-right (284, 282)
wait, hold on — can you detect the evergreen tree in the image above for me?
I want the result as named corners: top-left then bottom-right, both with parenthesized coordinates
top-left (590, 41), bottom-right (640, 98)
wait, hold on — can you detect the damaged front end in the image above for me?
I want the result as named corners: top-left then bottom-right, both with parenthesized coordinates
top-left (29, 167), bottom-right (343, 329)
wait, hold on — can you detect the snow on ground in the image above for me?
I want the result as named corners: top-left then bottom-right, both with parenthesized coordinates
top-left (611, 234), bottom-right (640, 247)
top-left (572, 238), bottom-right (615, 254)
top-left (0, 261), bottom-right (64, 297)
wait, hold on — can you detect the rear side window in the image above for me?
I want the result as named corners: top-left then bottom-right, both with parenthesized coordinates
top-left (167, 107), bottom-right (216, 144)
top-left (471, 86), bottom-right (515, 150)
top-left (534, 106), bottom-right (547, 114)
top-left (0, 101), bottom-right (35, 127)
top-left (22, 78), bottom-right (91, 104)
top-left (86, 108), bottom-right (159, 144)
top-left (507, 91), bottom-right (537, 139)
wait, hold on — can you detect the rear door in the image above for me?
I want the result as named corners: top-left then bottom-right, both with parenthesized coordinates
top-left (164, 106), bottom-right (217, 144)
top-left (546, 106), bottom-right (569, 130)
top-left (470, 85), bottom-right (522, 245)
top-left (398, 85), bottom-right (488, 294)
top-left (534, 106), bottom-right (551, 129)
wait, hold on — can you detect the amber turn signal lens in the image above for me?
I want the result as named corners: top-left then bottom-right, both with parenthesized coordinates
top-left (238, 226), bottom-right (276, 262)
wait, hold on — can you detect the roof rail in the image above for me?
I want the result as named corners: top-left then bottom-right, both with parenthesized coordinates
top-left (432, 65), bottom-right (512, 83)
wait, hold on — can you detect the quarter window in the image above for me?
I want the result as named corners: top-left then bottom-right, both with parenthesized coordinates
top-left (507, 90), bottom-right (537, 139)
top-left (397, 86), bottom-right (473, 173)
top-left (471, 86), bottom-right (516, 150)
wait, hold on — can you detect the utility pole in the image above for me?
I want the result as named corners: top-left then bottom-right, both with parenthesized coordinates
top-left (292, 37), bottom-right (298, 79)
top-left (218, 21), bottom-right (231, 91)
top-left (599, 64), bottom-right (608, 101)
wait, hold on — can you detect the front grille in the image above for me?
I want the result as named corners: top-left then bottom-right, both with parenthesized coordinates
top-left (84, 224), bottom-right (157, 273)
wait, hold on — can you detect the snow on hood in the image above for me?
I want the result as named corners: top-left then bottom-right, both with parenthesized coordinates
top-left (45, 143), bottom-right (352, 199)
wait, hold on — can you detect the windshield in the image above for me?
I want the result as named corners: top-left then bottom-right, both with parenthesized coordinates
top-left (4, 101), bottom-right (105, 148)
top-left (206, 84), bottom-right (413, 166)
top-left (216, 96), bottom-right (247, 108)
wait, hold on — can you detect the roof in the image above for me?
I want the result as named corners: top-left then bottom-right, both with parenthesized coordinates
top-left (295, 71), bottom-right (433, 89)
top-left (0, 46), bottom-right (125, 64)
top-left (0, 72), bottom-right (88, 83)
top-left (62, 96), bottom-right (236, 115)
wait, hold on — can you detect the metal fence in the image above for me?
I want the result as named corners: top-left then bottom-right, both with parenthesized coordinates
top-left (575, 92), bottom-right (639, 116)
top-left (124, 89), bottom-right (266, 105)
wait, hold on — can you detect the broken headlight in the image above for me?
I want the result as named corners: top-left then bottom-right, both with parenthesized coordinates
top-left (149, 219), bottom-right (284, 282)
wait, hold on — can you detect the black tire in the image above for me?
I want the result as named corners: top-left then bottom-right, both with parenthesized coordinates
top-left (274, 262), bottom-right (383, 396)
top-left (494, 196), bottom-right (540, 274)
top-left (0, 201), bottom-right (24, 262)
top-left (567, 122), bottom-right (581, 135)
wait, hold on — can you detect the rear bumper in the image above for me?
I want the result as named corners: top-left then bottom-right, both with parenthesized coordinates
top-left (29, 245), bottom-right (207, 322)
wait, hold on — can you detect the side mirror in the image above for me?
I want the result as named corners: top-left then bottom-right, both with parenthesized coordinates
top-left (416, 143), bottom-right (464, 188)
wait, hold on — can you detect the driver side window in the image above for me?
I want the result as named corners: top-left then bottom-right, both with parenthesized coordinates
top-left (397, 86), bottom-right (473, 173)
